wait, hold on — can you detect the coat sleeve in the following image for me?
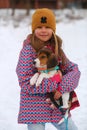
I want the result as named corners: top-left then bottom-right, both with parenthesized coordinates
top-left (57, 53), bottom-right (81, 94)
top-left (16, 43), bottom-right (59, 94)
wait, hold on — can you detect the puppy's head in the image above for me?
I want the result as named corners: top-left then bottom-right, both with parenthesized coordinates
top-left (34, 48), bottom-right (58, 69)
top-left (47, 53), bottom-right (58, 69)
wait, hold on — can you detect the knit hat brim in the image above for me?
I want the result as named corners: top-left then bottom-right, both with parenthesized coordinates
top-left (32, 8), bottom-right (56, 33)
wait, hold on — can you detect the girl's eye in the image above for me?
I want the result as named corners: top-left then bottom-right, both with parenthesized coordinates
top-left (37, 26), bottom-right (50, 29)
top-left (37, 26), bottom-right (42, 28)
top-left (46, 26), bottom-right (50, 28)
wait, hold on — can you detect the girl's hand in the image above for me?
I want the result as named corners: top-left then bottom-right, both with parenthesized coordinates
top-left (54, 90), bottom-right (62, 100)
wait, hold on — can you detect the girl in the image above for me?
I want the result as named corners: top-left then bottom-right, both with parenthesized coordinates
top-left (16, 8), bottom-right (81, 130)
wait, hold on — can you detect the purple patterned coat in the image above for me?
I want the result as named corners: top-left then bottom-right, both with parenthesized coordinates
top-left (16, 38), bottom-right (81, 124)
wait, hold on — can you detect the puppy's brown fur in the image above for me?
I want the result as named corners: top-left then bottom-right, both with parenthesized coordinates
top-left (37, 47), bottom-right (58, 69)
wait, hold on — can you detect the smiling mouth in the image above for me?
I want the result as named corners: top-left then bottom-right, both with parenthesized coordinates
top-left (40, 35), bottom-right (48, 37)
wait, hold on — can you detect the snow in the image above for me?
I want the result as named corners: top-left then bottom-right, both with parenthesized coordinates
top-left (0, 9), bottom-right (87, 130)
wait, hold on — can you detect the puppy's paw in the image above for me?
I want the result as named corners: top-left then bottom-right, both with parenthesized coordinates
top-left (30, 73), bottom-right (39, 86)
top-left (30, 78), bottom-right (36, 85)
top-left (36, 80), bottom-right (41, 87)
top-left (36, 75), bottom-right (44, 87)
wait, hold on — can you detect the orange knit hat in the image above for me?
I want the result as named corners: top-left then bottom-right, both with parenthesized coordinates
top-left (32, 8), bottom-right (56, 33)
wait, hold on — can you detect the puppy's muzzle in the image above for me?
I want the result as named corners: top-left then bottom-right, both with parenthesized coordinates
top-left (33, 59), bottom-right (40, 68)
top-left (33, 61), bottom-right (36, 65)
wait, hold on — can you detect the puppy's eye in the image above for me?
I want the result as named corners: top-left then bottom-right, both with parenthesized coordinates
top-left (40, 56), bottom-right (46, 59)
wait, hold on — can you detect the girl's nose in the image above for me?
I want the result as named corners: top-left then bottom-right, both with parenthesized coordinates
top-left (41, 27), bottom-right (47, 31)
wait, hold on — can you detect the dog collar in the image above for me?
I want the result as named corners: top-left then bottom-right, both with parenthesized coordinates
top-left (38, 65), bottom-right (59, 74)
top-left (47, 65), bottom-right (59, 73)
top-left (37, 67), bottom-right (47, 73)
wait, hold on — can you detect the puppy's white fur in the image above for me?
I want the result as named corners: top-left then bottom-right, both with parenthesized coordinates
top-left (30, 58), bottom-right (57, 87)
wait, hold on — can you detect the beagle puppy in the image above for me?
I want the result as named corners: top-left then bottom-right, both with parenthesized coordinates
top-left (30, 47), bottom-right (70, 109)
top-left (30, 48), bottom-right (61, 87)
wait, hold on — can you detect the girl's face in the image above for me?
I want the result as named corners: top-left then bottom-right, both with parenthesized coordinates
top-left (34, 26), bottom-right (53, 42)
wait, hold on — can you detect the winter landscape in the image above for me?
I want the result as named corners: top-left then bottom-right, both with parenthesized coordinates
top-left (0, 9), bottom-right (87, 130)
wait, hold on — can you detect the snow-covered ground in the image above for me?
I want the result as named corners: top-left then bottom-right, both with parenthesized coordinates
top-left (0, 9), bottom-right (87, 130)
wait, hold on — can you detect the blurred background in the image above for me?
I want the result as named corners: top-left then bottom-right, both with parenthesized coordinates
top-left (0, 0), bottom-right (87, 27)
top-left (0, 0), bottom-right (87, 14)
top-left (0, 1), bottom-right (87, 130)
top-left (0, 0), bottom-right (87, 15)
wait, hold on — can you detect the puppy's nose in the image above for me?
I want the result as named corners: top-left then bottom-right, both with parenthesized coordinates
top-left (33, 61), bottom-right (36, 65)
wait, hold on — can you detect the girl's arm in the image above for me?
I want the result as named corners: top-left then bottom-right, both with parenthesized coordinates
top-left (16, 43), bottom-right (59, 94)
top-left (56, 52), bottom-right (81, 94)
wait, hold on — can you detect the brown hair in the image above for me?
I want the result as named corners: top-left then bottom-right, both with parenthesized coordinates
top-left (29, 33), bottom-right (66, 65)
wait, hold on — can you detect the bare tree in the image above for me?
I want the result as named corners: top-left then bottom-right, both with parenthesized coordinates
top-left (10, 0), bottom-right (30, 16)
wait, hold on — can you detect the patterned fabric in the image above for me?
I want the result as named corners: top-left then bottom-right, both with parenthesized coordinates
top-left (70, 91), bottom-right (80, 110)
top-left (16, 38), bottom-right (81, 124)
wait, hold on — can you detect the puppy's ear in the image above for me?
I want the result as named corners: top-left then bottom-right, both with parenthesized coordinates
top-left (47, 54), bottom-right (58, 69)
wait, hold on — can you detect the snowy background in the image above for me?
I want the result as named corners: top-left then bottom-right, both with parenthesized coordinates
top-left (0, 9), bottom-right (87, 130)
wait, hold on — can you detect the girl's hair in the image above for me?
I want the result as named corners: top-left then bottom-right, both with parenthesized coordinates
top-left (29, 33), bottom-right (66, 65)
